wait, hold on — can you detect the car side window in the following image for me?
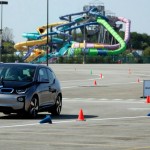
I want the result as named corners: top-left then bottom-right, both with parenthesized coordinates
top-left (47, 69), bottom-right (55, 84)
top-left (38, 68), bottom-right (49, 82)
top-left (0, 67), bottom-right (3, 77)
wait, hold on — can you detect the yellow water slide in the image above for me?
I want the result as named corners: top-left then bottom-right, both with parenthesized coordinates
top-left (14, 22), bottom-right (67, 62)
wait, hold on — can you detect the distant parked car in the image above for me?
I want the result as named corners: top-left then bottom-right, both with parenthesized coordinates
top-left (0, 63), bottom-right (62, 118)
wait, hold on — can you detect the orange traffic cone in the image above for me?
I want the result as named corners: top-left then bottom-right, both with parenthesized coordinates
top-left (137, 78), bottom-right (140, 83)
top-left (100, 73), bottom-right (102, 79)
top-left (128, 68), bottom-right (131, 74)
top-left (146, 96), bottom-right (150, 103)
top-left (94, 80), bottom-right (97, 86)
top-left (77, 109), bottom-right (85, 121)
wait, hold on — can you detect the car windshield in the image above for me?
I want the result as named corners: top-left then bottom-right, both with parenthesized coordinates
top-left (0, 64), bottom-right (36, 82)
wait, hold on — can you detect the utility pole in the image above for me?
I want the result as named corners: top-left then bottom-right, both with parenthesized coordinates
top-left (46, 0), bottom-right (49, 66)
top-left (0, 1), bottom-right (8, 62)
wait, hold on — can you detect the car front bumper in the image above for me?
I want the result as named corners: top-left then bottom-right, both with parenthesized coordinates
top-left (0, 94), bottom-right (25, 112)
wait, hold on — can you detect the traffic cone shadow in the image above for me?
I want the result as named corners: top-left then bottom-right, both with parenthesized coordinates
top-left (39, 115), bottom-right (52, 124)
top-left (77, 109), bottom-right (85, 121)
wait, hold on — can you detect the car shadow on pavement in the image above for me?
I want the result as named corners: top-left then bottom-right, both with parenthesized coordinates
top-left (52, 114), bottom-right (98, 120)
top-left (79, 85), bottom-right (108, 88)
top-left (0, 113), bottom-right (98, 120)
top-left (0, 114), bottom-right (47, 120)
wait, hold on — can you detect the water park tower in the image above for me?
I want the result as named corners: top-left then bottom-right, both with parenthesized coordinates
top-left (83, 1), bottom-right (105, 15)
top-left (83, 1), bottom-right (120, 45)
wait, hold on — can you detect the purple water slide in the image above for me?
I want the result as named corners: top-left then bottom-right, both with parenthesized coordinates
top-left (103, 17), bottom-right (131, 50)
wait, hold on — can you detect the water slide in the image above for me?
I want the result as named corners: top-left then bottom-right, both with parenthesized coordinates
top-left (14, 22), bottom-right (67, 62)
top-left (66, 7), bottom-right (130, 56)
top-left (35, 13), bottom-right (92, 63)
top-left (35, 13), bottom-right (100, 60)
top-left (71, 17), bottom-right (130, 50)
top-left (20, 12), bottom-right (88, 62)
top-left (50, 7), bottom-right (129, 57)
top-left (14, 37), bottom-right (47, 62)
top-left (14, 6), bottom-right (130, 62)
top-left (36, 42), bottom-right (72, 63)
top-left (68, 16), bottom-right (126, 56)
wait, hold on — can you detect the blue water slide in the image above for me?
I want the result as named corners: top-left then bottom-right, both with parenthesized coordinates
top-left (22, 33), bottom-right (40, 40)
top-left (23, 45), bottom-right (38, 60)
top-left (36, 42), bottom-right (72, 63)
top-left (59, 11), bottom-right (88, 21)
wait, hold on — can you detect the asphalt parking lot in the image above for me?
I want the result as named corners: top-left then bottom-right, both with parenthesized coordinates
top-left (0, 64), bottom-right (150, 150)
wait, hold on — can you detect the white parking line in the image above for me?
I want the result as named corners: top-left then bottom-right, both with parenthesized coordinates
top-left (87, 116), bottom-right (148, 122)
top-left (50, 116), bottom-right (149, 124)
top-left (62, 86), bottom-right (78, 89)
top-left (61, 78), bottom-right (100, 83)
top-left (0, 123), bottom-right (39, 129)
top-left (129, 108), bottom-right (150, 110)
top-left (63, 98), bottom-right (145, 103)
top-left (0, 116), bottom-right (148, 129)
top-left (62, 81), bottom-right (143, 89)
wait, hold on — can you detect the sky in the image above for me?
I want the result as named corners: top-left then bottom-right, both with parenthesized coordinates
top-left (2, 0), bottom-right (150, 43)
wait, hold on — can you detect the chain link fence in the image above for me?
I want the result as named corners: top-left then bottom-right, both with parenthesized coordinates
top-left (55, 56), bottom-right (150, 64)
top-left (1, 54), bottom-right (150, 64)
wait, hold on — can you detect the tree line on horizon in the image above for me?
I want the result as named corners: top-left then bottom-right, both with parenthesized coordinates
top-left (119, 31), bottom-right (150, 57)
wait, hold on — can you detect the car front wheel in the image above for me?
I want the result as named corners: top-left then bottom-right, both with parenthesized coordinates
top-left (29, 97), bottom-right (39, 118)
top-left (50, 95), bottom-right (62, 116)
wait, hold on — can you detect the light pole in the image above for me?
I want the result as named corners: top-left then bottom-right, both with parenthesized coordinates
top-left (0, 1), bottom-right (8, 62)
top-left (83, 24), bottom-right (86, 64)
top-left (46, 0), bottom-right (49, 66)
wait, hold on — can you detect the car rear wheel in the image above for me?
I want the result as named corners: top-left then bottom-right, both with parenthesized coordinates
top-left (50, 95), bottom-right (62, 116)
top-left (29, 97), bottom-right (39, 118)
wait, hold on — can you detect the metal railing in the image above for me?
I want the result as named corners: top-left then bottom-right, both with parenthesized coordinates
top-left (55, 56), bottom-right (150, 64)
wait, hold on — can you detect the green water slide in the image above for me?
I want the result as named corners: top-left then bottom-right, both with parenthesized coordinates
top-left (69, 17), bottom-right (126, 56)
top-left (97, 17), bottom-right (126, 55)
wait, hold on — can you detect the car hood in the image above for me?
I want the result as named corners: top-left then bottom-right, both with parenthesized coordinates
top-left (0, 81), bottom-right (33, 89)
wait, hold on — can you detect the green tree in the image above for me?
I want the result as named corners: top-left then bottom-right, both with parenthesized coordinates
top-left (2, 27), bottom-right (14, 42)
top-left (130, 32), bottom-right (150, 50)
top-left (130, 32), bottom-right (142, 49)
top-left (2, 41), bottom-right (15, 54)
top-left (143, 47), bottom-right (150, 56)
top-left (1, 27), bottom-right (22, 62)
top-left (1, 27), bottom-right (16, 55)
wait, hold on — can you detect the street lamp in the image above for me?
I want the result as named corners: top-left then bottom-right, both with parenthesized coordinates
top-left (0, 1), bottom-right (8, 62)
top-left (83, 24), bottom-right (86, 64)
top-left (46, 0), bottom-right (49, 66)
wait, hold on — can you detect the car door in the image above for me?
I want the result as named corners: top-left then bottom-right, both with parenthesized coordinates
top-left (37, 67), bottom-right (52, 108)
top-left (46, 68), bottom-right (57, 105)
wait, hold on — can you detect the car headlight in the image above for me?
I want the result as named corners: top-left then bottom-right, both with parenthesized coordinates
top-left (16, 89), bottom-right (27, 94)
